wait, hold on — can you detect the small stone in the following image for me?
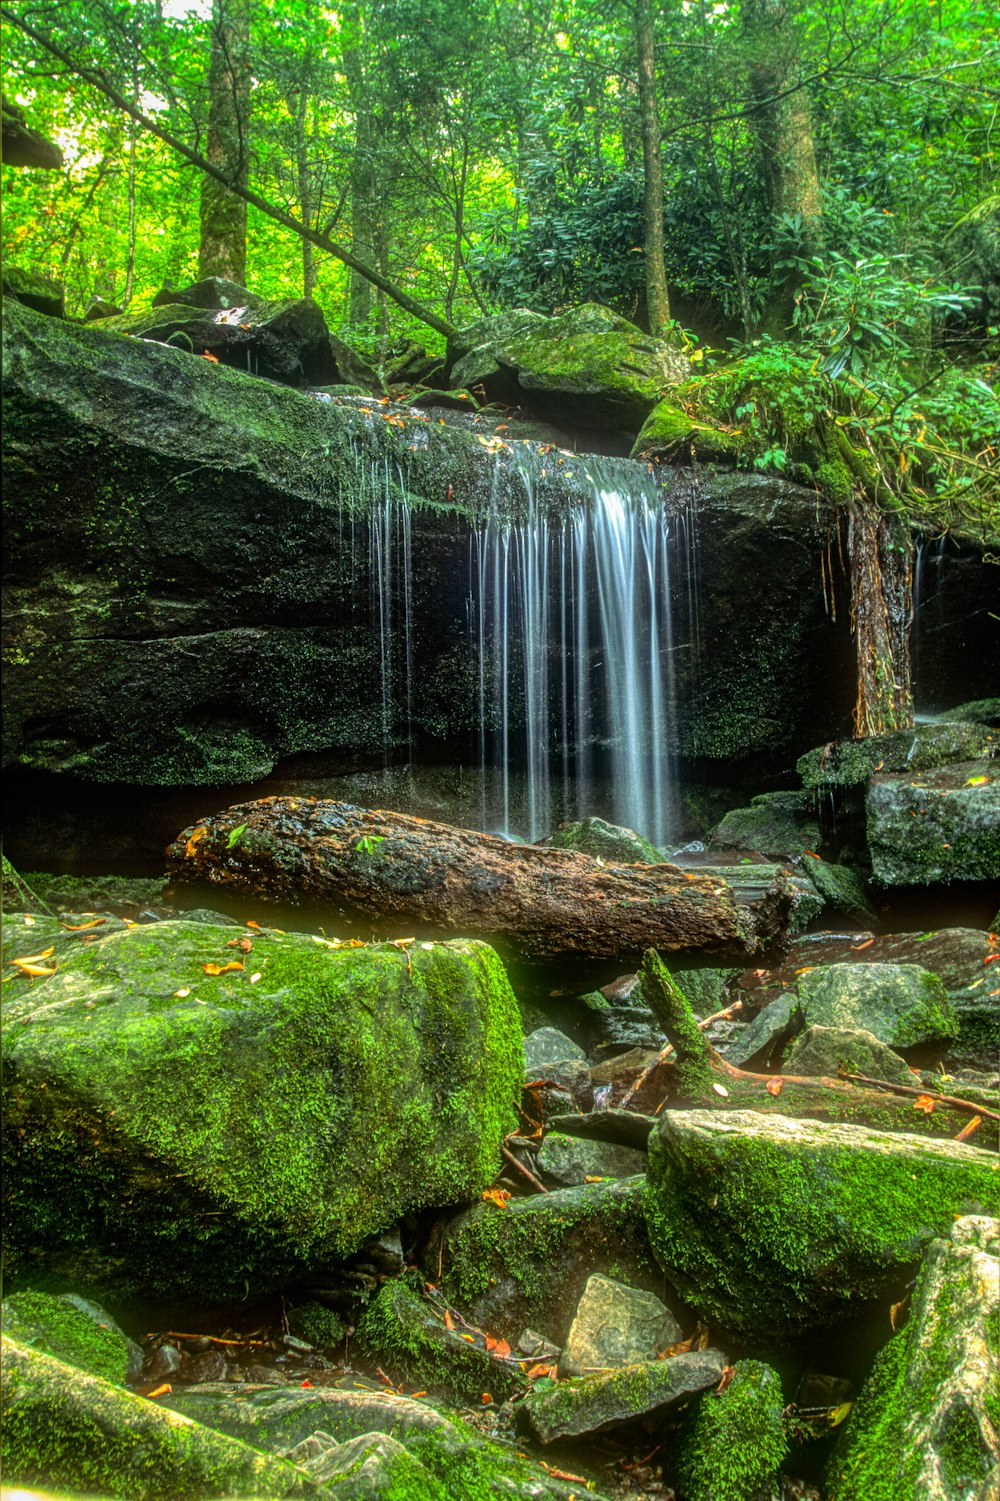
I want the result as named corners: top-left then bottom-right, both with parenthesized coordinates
top-left (524, 1027), bottom-right (587, 1073)
top-left (560, 1275), bottom-right (681, 1377)
top-left (183, 1349), bottom-right (227, 1383)
top-left (516, 1329), bottom-right (562, 1362)
top-left (148, 1343), bottom-right (183, 1381)
top-left (243, 1362), bottom-right (288, 1384)
top-left (538, 1132), bottom-right (647, 1188)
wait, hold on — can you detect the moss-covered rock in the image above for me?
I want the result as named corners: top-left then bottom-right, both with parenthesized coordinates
top-left (355, 1278), bottom-right (524, 1405)
top-left (448, 303), bottom-right (690, 428)
top-left (801, 858), bottom-right (875, 921)
top-left (0, 1337), bottom-right (320, 1499)
top-left (520, 1349), bottom-right (726, 1442)
top-left (1, 1291), bottom-right (140, 1385)
top-left (2, 265), bottom-right (65, 318)
top-left (285, 1301), bottom-right (346, 1352)
top-left (783, 1025), bottom-right (913, 1084)
top-left (935, 698), bottom-right (1000, 727)
top-left (826, 1216), bottom-right (999, 1501)
top-left (866, 763), bottom-right (1000, 885)
top-left (708, 791), bottom-right (822, 857)
top-left (644, 1111), bottom-right (999, 1341)
top-left (631, 399), bottom-right (743, 463)
top-left (543, 816), bottom-right (664, 864)
top-left (536, 1132), bottom-right (647, 1188)
top-left (165, 1382), bottom-right (608, 1500)
top-left (676, 1359), bottom-right (788, 1501)
top-left (796, 722), bottom-right (996, 789)
top-left (433, 1176), bottom-right (661, 1343)
top-left (3, 921), bottom-right (522, 1301)
top-left (796, 962), bottom-right (958, 1048)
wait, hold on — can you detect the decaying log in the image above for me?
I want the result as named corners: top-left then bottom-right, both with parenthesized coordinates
top-left (165, 799), bottom-right (791, 967)
top-left (637, 950), bottom-right (999, 1146)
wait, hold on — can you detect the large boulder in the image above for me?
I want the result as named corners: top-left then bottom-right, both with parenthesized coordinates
top-left (795, 962), bottom-right (959, 1048)
top-left (797, 721), bottom-right (996, 788)
top-left (866, 762), bottom-right (1000, 885)
top-left (644, 1111), bottom-right (998, 1340)
top-left (1, 1290), bottom-right (141, 1385)
top-left (2, 265), bottom-right (65, 317)
top-left (447, 303), bottom-right (690, 428)
top-left (826, 1216), bottom-right (999, 1501)
top-left (2, 920), bottom-right (521, 1301)
top-left (520, 1349), bottom-right (726, 1443)
top-left (0, 1338), bottom-right (319, 1499)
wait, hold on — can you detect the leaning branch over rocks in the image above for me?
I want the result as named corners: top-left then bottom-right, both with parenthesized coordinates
top-left (166, 799), bottom-right (791, 966)
top-left (637, 949), bottom-right (999, 1145)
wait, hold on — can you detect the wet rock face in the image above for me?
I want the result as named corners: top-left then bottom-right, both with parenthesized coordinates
top-left (826, 1216), bottom-right (1000, 1501)
top-left (644, 1110), bottom-right (999, 1341)
top-left (2, 920), bottom-right (522, 1302)
top-left (866, 762), bottom-right (1000, 885)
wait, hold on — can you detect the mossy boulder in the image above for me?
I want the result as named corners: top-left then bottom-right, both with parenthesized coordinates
top-left (2, 265), bottom-right (65, 318)
top-left (520, 1349), bottom-right (726, 1442)
top-left (644, 1111), bottom-right (999, 1341)
top-left (936, 698), bottom-right (1000, 728)
top-left (676, 1359), bottom-right (788, 1501)
top-left (536, 1132), bottom-right (648, 1188)
top-left (631, 399), bottom-right (742, 462)
top-left (165, 1382), bottom-right (607, 1500)
top-left (1, 1291), bottom-right (141, 1385)
top-left (783, 1025), bottom-right (913, 1085)
top-left (708, 791), bottom-right (821, 857)
top-left (826, 1216), bottom-right (1000, 1501)
top-left (801, 859), bottom-right (875, 921)
top-left (0, 1337), bottom-right (320, 1499)
top-left (796, 722), bottom-right (996, 789)
top-left (543, 816), bottom-right (664, 865)
top-left (448, 303), bottom-right (689, 428)
top-left (433, 1176), bottom-right (662, 1343)
top-left (796, 962), bottom-right (958, 1048)
top-left (355, 1278), bottom-right (525, 1405)
top-left (866, 763), bottom-right (1000, 885)
top-left (2, 921), bottom-right (522, 1301)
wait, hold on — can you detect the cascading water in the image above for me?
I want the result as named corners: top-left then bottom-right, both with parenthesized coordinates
top-left (472, 450), bottom-right (679, 846)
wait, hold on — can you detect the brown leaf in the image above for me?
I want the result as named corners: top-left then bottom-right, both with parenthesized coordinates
top-left (765, 1077), bottom-right (784, 1096)
top-left (443, 1310), bottom-right (456, 1331)
top-left (202, 350), bottom-right (219, 362)
top-left (481, 1393), bottom-right (493, 1404)
top-left (954, 1115), bottom-right (983, 1143)
top-left (201, 961), bottom-right (245, 976)
top-left (715, 1364), bottom-right (736, 1394)
top-left (526, 1361), bottom-right (557, 1380)
top-left (913, 1095), bottom-right (936, 1115)
top-left (491, 1339), bottom-right (511, 1361)
top-left (185, 826), bottom-right (208, 857)
top-left (144, 1383), bottom-right (172, 1399)
top-left (62, 918), bottom-right (107, 931)
top-left (851, 937), bottom-right (875, 950)
top-left (889, 1294), bottom-right (910, 1330)
top-left (226, 937), bottom-right (253, 952)
top-left (481, 1188), bottom-right (511, 1209)
top-left (539, 1463), bottom-right (588, 1483)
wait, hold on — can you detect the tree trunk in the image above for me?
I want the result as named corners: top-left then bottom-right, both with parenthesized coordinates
top-left (849, 502), bottom-right (914, 736)
top-left (166, 800), bottom-right (792, 968)
top-left (199, 0), bottom-right (251, 284)
top-left (293, 86), bottom-right (317, 299)
top-left (742, 0), bottom-right (823, 333)
top-left (635, 0), bottom-right (671, 336)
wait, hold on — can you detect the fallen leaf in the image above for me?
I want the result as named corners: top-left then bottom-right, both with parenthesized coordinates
top-left (185, 826), bottom-right (208, 856)
top-left (202, 350), bottom-right (219, 362)
top-left (226, 822), bottom-right (247, 848)
top-left (766, 1077), bottom-right (784, 1097)
top-left (913, 1095), bottom-right (936, 1114)
top-left (539, 1463), bottom-right (588, 1483)
top-left (889, 1295), bottom-right (909, 1330)
top-left (226, 937), bottom-right (253, 952)
top-left (526, 1362), bottom-right (557, 1380)
top-left (11, 960), bottom-right (57, 978)
top-left (10, 948), bottom-right (55, 965)
top-left (201, 961), bottom-right (245, 975)
top-left (712, 1083), bottom-right (729, 1097)
top-left (481, 1187), bottom-right (510, 1208)
top-left (966, 775), bottom-right (991, 786)
top-left (62, 918), bottom-right (106, 931)
top-left (174, 988), bottom-right (191, 998)
top-left (444, 1310), bottom-right (456, 1331)
top-left (459, 1332), bottom-right (475, 1343)
top-left (249, 972), bottom-right (262, 983)
top-left (299, 1379), bottom-right (314, 1389)
top-left (481, 1393), bottom-right (493, 1404)
top-left (954, 1115), bottom-right (983, 1143)
top-left (246, 920), bottom-right (262, 929)
top-left (829, 1402), bottom-right (853, 1428)
top-left (715, 1365), bottom-right (736, 1394)
top-left (145, 1383), bottom-right (172, 1399)
top-left (491, 1339), bottom-right (511, 1361)
top-left (851, 937), bottom-right (874, 950)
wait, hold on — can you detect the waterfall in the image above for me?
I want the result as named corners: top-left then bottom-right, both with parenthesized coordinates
top-left (473, 451), bottom-right (678, 846)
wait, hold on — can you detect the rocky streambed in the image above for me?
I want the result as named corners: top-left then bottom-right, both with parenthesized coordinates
top-left (2, 791), bottom-right (998, 1501)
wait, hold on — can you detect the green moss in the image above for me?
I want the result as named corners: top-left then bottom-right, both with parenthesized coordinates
top-left (1, 1292), bottom-right (132, 1386)
top-left (644, 1116), bottom-right (998, 1340)
top-left (677, 1360), bottom-right (788, 1501)
top-left (356, 1279), bottom-right (522, 1405)
top-left (632, 400), bottom-right (743, 462)
top-left (3, 924), bottom-right (521, 1301)
top-left (285, 1301), bottom-right (346, 1351)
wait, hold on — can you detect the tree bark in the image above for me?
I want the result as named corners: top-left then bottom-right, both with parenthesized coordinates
top-left (742, 0), bottom-right (823, 333)
top-left (199, 0), bottom-right (251, 284)
top-left (849, 502), bottom-right (914, 736)
top-left (166, 800), bottom-right (791, 968)
top-left (635, 0), bottom-right (671, 335)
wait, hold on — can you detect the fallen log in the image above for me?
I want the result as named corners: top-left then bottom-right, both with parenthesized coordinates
top-left (637, 949), bottom-right (999, 1147)
top-left (165, 799), bottom-right (791, 967)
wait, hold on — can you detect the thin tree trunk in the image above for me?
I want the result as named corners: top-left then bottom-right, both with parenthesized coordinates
top-left (293, 86), bottom-right (316, 298)
top-left (123, 115), bottom-right (137, 307)
top-left (199, 0), bottom-right (251, 283)
top-left (742, 0), bottom-right (823, 334)
top-left (849, 504), bottom-right (914, 736)
top-left (635, 0), bottom-right (671, 335)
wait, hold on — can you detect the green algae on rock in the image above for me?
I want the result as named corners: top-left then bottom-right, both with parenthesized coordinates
top-left (796, 962), bottom-right (959, 1048)
top-left (644, 1111), bottom-right (999, 1341)
top-left (520, 1349), bottom-right (726, 1442)
top-left (2, 921), bottom-right (522, 1301)
top-left (1, 1290), bottom-right (140, 1386)
top-left (433, 1176), bottom-right (661, 1344)
top-left (0, 1337), bottom-right (320, 1500)
top-left (866, 764), bottom-right (1000, 886)
top-left (676, 1359), bottom-right (788, 1501)
top-left (825, 1216), bottom-right (999, 1501)
top-left (543, 816), bottom-right (664, 865)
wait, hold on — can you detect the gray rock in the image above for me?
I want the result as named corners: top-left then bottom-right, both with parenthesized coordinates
top-left (546, 1108), bottom-right (657, 1151)
top-left (543, 817), bottom-right (663, 864)
top-left (645, 1110), bottom-right (999, 1340)
top-left (185, 1349), bottom-right (228, 1383)
top-left (522, 1349), bottom-right (726, 1442)
top-left (584, 1004), bottom-right (664, 1053)
top-left (560, 1274), bottom-right (682, 1376)
top-left (524, 1026), bottom-right (587, 1073)
top-left (797, 962), bottom-right (958, 1047)
top-left (709, 791), bottom-right (821, 856)
top-left (866, 763), bottom-right (1000, 885)
top-left (538, 1131), bottom-right (647, 1188)
top-left (784, 1025), bottom-right (914, 1084)
top-left (148, 1343), bottom-right (183, 1382)
top-left (802, 859), bottom-right (875, 921)
top-left (303, 1431), bottom-right (439, 1495)
top-left (826, 1216), bottom-right (1000, 1501)
top-left (433, 1177), bottom-right (661, 1344)
top-left (721, 992), bottom-right (800, 1068)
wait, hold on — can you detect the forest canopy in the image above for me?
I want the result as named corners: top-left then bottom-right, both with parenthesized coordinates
top-left (2, 0), bottom-right (998, 542)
